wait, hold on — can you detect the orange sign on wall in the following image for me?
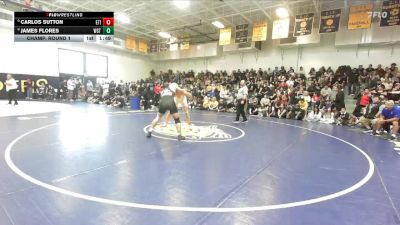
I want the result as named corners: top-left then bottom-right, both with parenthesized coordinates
top-left (138, 39), bottom-right (148, 53)
top-left (125, 36), bottom-right (137, 50)
top-left (348, 4), bottom-right (373, 30)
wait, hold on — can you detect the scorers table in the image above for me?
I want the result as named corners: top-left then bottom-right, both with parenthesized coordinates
top-left (14, 12), bottom-right (114, 43)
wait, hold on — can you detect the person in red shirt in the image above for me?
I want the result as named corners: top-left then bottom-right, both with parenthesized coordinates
top-left (359, 89), bottom-right (371, 115)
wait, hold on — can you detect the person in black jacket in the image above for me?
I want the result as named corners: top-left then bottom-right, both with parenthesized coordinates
top-left (335, 85), bottom-right (346, 111)
top-left (359, 96), bottom-right (382, 130)
top-left (335, 107), bottom-right (350, 125)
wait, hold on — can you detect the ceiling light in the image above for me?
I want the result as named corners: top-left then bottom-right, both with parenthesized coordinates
top-left (158, 31), bottom-right (172, 39)
top-left (276, 7), bottom-right (289, 18)
top-left (173, 0), bottom-right (190, 9)
top-left (116, 13), bottom-right (130, 24)
top-left (212, 21), bottom-right (224, 29)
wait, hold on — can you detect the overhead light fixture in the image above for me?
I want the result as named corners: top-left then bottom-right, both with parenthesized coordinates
top-left (158, 31), bottom-right (172, 39)
top-left (212, 21), bottom-right (225, 29)
top-left (276, 7), bottom-right (289, 18)
top-left (173, 0), bottom-right (190, 9)
top-left (116, 13), bottom-right (131, 24)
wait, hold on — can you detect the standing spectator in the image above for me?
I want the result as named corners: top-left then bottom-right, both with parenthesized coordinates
top-left (86, 80), bottom-right (94, 97)
top-left (347, 68), bottom-right (359, 95)
top-left (5, 74), bottom-right (18, 105)
top-left (67, 77), bottom-right (75, 101)
top-left (26, 79), bottom-right (33, 100)
top-left (153, 83), bottom-right (162, 106)
top-left (335, 85), bottom-right (346, 111)
top-left (358, 89), bottom-right (371, 115)
top-left (234, 80), bottom-right (248, 123)
top-left (73, 78), bottom-right (80, 100)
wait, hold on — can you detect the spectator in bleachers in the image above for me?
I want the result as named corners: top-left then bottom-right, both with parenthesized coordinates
top-left (373, 100), bottom-right (399, 140)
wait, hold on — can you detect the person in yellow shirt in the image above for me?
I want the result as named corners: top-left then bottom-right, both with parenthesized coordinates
top-left (295, 97), bottom-right (308, 120)
top-left (298, 97), bottom-right (309, 111)
top-left (208, 97), bottom-right (219, 111)
top-left (202, 96), bottom-right (210, 109)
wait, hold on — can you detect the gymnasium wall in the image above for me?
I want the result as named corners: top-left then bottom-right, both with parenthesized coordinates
top-left (153, 34), bottom-right (400, 73)
top-left (0, 25), bottom-right (154, 81)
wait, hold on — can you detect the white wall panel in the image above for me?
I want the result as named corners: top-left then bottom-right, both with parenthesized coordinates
top-left (0, 26), bottom-right (154, 82)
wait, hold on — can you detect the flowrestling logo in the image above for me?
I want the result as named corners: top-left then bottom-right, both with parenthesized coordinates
top-left (144, 121), bottom-right (245, 142)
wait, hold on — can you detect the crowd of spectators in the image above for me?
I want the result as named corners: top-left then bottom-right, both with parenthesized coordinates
top-left (25, 63), bottom-right (400, 139)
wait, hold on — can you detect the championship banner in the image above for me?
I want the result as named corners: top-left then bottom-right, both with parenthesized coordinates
top-left (219, 28), bottom-right (231, 45)
top-left (180, 41), bottom-right (190, 50)
top-left (159, 42), bottom-right (169, 52)
top-left (149, 40), bottom-right (158, 53)
top-left (138, 39), bottom-right (147, 53)
top-left (235, 24), bottom-right (248, 43)
top-left (319, 9), bottom-right (341, 33)
top-left (272, 18), bottom-right (290, 39)
top-left (252, 21), bottom-right (267, 41)
top-left (294, 13), bottom-right (314, 36)
top-left (348, 4), bottom-right (373, 30)
top-left (380, 0), bottom-right (400, 27)
top-left (125, 36), bottom-right (137, 51)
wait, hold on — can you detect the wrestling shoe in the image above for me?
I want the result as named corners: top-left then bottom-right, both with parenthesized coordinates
top-left (372, 130), bottom-right (381, 136)
top-left (233, 120), bottom-right (240, 124)
top-left (242, 120), bottom-right (248, 123)
top-left (146, 131), bottom-right (152, 138)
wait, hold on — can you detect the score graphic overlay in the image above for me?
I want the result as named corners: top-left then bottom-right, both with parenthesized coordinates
top-left (14, 12), bottom-right (114, 42)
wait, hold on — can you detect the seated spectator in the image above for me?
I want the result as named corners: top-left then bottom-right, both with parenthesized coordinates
top-left (202, 96), bottom-right (210, 109)
top-left (373, 100), bottom-right (399, 140)
top-left (208, 97), bottom-right (219, 111)
top-left (335, 108), bottom-right (350, 126)
top-left (307, 107), bottom-right (322, 122)
top-left (359, 96), bottom-right (384, 130)
top-left (112, 95), bottom-right (126, 108)
top-left (277, 104), bottom-right (288, 119)
top-left (320, 108), bottom-right (335, 124)
top-left (321, 85), bottom-right (332, 100)
top-left (295, 97), bottom-right (308, 120)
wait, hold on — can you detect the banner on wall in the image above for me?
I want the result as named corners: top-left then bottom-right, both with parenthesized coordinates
top-left (235, 24), bottom-right (249, 43)
top-left (180, 41), bottom-right (190, 50)
top-left (125, 36), bottom-right (137, 51)
top-left (149, 40), bottom-right (158, 53)
top-left (252, 21), bottom-right (267, 41)
top-left (159, 42), bottom-right (169, 52)
top-left (348, 4), bottom-right (373, 30)
top-left (219, 28), bottom-right (231, 45)
top-left (294, 13), bottom-right (314, 36)
top-left (380, 0), bottom-right (400, 27)
top-left (272, 18), bottom-right (290, 39)
top-left (138, 39), bottom-right (147, 53)
top-left (319, 9), bottom-right (341, 33)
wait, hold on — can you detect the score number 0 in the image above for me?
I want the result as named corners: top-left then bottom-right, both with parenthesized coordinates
top-left (103, 18), bottom-right (114, 26)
